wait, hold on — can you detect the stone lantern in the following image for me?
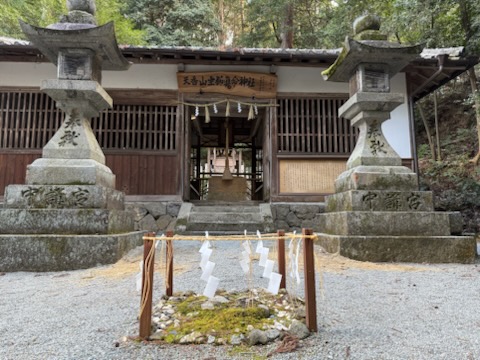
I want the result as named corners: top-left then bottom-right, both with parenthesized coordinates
top-left (0, 0), bottom-right (141, 272)
top-left (316, 15), bottom-right (476, 263)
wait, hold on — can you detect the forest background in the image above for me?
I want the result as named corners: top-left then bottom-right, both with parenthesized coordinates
top-left (1, 0), bottom-right (480, 233)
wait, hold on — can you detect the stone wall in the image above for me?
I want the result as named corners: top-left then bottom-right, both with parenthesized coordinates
top-left (127, 201), bottom-right (325, 233)
top-left (126, 201), bottom-right (182, 233)
top-left (270, 203), bottom-right (325, 232)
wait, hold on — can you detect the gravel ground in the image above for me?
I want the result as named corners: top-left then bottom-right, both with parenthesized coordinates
top-left (1, 240), bottom-right (480, 360)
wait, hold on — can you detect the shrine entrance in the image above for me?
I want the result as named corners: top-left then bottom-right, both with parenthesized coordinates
top-left (186, 105), bottom-right (267, 202)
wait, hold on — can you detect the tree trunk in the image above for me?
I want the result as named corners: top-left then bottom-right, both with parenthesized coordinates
top-left (417, 102), bottom-right (436, 161)
top-left (281, 2), bottom-right (294, 48)
top-left (433, 91), bottom-right (441, 161)
top-left (467, 66), bottom-right (480, 165)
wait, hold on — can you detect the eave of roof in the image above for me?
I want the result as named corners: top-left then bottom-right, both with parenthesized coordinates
top-left (0, 41), bottom-right (478, 101)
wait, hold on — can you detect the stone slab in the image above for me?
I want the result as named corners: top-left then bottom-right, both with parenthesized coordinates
top-left (41, 79), bottom-right (112, 118)
top-left (207, 177), bottom-right (249, 201)
top-left (325, 190), bottom-right (434, 212)
top-left (338, 92), bottom-right (404, 120)
top-left (26, 158), bottom-right (115, 188)
top-left (335, 165), bottom-right (418, 192)
top-left (318, 211), bottom-right (452, 236)
top-left (0, 231), bottom-right (143, 272)
top-left (0, 209), bottom-right (133, 235)
top-left (4, 184), bottom-right (124, 210)
top-left (316, 233), bottom-right (477, 264)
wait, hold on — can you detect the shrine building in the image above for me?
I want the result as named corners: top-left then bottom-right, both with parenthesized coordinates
top-left (0, 40), bottom-right (477, 229)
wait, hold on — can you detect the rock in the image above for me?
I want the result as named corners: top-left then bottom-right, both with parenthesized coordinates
top-left (230, 334), bottom-right (244, 345)
top-left (274, 321), bottom-right (288, 331)
top-left (179, 331), bottom-right (203, 344)
top-left (216, 338), bottom-right (226, 345)
top-left (212, 295), bottom-right (229, 304)
top-left (247, 325), bottom-right (254, 331)
top-left (288, 320), bottom-right (310, 340)
top-left (293, 306), bottom-right (306, 319)
top-left (277, 310), bottom-right (287, 318)
top-left (149, 331), bottom-right (164, 341)
top-left (144, 202), bottom-right (167, 218)
top-left (125, 204), bottom-right (148, 222)
top-left (137, 214), bottom-right (159, 232)
top-left (167, 203), bottom-right (181, 217)
top-left (156, 214), bottom-right (173, 230)
top-left (286, 212), bottom-right (300, 227)
top-left (247, 329), bottom-right (268, 345)
top-left (160, 313), bottom-right (170, 321)
top-left (275, 205), bottom-right (290, 219)
top-left (291, 204), bottom-right (318, 216)
top-left (201, 301), bottom-right (215, 310)
top-left (275, 220), bottom-right (289, 231)
top-left (257, 304), bottom-right (270, 318)
top-left (207, 335), bottom-right (216, 344)
top-left (265, 329), bottom-right (281, 341)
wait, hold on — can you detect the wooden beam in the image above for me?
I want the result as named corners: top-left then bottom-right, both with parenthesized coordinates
top-left (302, 228), bottom-right (317, 332)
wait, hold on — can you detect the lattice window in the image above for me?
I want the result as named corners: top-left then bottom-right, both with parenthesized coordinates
top-left (0, 90), bottom-right (177, 151)
top-left (277, 97), bottom-right (357, 154)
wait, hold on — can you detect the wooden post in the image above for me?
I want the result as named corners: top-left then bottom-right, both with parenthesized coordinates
top-left (166, 230), bottom-right (174, 297)
top-left (277, 229), bottom-right (286, 289)
top-left (139, 232), bottom-right (156, 339)
top-left (302, 228), bottom-right (317, 332)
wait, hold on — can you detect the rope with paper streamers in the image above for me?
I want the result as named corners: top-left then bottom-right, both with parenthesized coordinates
top-left (178, 99), bottom-right (278, 123)
top-left (142, 232), bottom-right (316, 242)
top-left (139, 231), bottom-right (317, 320)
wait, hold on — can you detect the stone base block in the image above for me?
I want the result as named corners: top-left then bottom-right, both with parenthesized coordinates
top-left (26, 158), bottom-right (115, 188)
top-left (0, 231), bottom-right (144, 272)
top-left (316, 233), bottom-right (477, 264)
top-left (325, 190), bottom-right (434, 212)
top-left (207, 177), bottom-right (249, 201)
top-left (335, 166), bottom-right (418, 192)
top-left (4, 185), bottom-right (125, 210)
top-left (0, 209), bottom-right (134, 235)
top-left (318, 211), bottom-right (452, 236)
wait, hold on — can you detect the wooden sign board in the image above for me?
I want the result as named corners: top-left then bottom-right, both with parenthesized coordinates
top-left (177, 72), bottom-right (277, 98)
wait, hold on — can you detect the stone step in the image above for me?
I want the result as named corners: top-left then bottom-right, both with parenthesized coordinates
top-left (186, 221), bottom-right (265, 233)
top-left (190, 206), bottom-right (260, 214)
top-left (189, 212), bottom-right (261, 223)
top-left (176, 202), bottom-right (274, 234)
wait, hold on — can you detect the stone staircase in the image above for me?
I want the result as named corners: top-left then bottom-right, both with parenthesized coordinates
top-left (175, 201), bottom-right (275, 235)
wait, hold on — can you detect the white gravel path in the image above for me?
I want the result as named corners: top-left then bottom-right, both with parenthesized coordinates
top-left (1, 240), bottom-right (479, 360)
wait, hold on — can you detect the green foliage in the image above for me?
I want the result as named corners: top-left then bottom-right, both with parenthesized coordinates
top-left (96, 0), bottom-right (145, 45)
top-left (418, 114), bottom-right (480, 233)
top-left (0, 0), bottom-right (144, 45)
top-left (0, 0), bottom-right (65, 39)
top-left (125, 0), bottom-right (221, 46)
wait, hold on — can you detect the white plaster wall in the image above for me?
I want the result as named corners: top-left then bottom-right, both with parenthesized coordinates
top-left (1, 62), bottom-right (412, 157)
top-left (0, 62), bottom-right (56, 86)
top-left (383, 73), bottom-right (411, 158)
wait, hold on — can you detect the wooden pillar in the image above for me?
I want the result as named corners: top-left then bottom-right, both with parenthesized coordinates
top-left (277, 229), bottom-right (286, 289)
top-left (302, 228), bottom-right (317, 332)
top-left (139, 232), bottom-right (156, 339)
top-left (166, 230), bottom-right (174, 297)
